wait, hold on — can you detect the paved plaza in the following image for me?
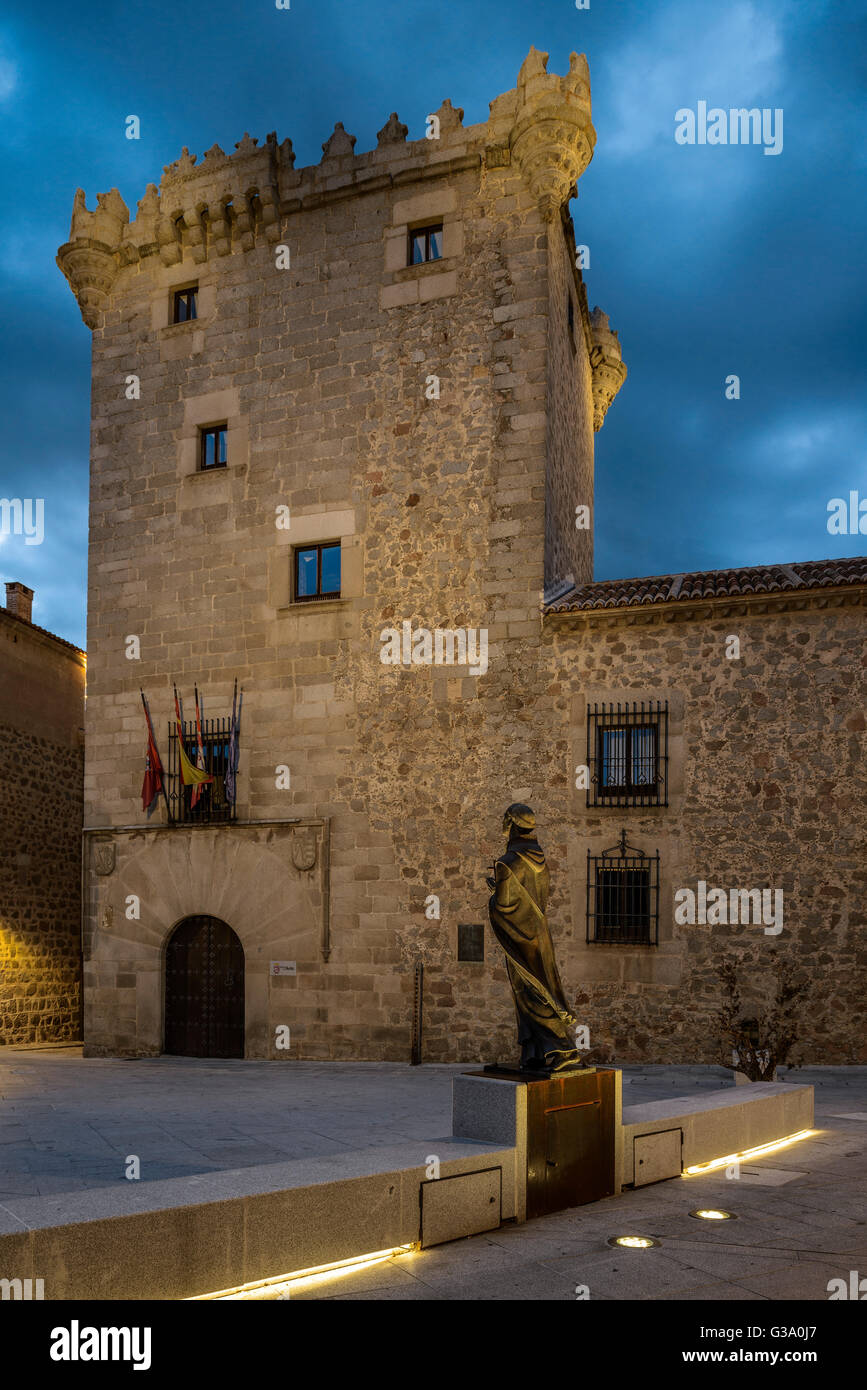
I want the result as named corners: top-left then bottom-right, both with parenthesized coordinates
top-left (0, 1049), bottom-right (753, 1197)
top-left (1, 1049), bottom-right (865, 1300)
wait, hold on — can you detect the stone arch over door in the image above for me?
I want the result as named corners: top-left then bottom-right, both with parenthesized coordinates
top-left (87, 826), bottom-right (322, 1058)
top-left (165, 915), bottom-right (245, 1058)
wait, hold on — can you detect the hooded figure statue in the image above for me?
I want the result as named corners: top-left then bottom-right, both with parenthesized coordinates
top-left (487, 803), bottom-right (586, 1074)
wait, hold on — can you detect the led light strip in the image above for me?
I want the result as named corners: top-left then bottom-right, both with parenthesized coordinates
top-left (188, 1245), bottom-right (416, 1301)
top-left (683, 1128), bottom-right (817, 1175)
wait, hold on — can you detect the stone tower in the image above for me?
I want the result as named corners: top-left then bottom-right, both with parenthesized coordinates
top-left (57, 49), bottom-right (626, 1061)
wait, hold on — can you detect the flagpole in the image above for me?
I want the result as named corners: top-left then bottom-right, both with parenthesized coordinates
top-left (154, 690), bottom-right (173, 822)
top-left (173, 680), bottom-right (185, 815)
top-left (225, 677), bottom-right (238, 807)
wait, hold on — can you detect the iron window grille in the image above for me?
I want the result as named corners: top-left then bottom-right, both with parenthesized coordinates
top-left (173, 287), bottom-right (198, 323)
top-left (408, 224), bottom-right (443, 265)
top-left (167, 717), bottom-right (237, 824)
top-left (587, 700), bottom-right (668, 807)
top-left (294, 542), bottom-right (341, 602)
top-left (200, 425), bottom-right (227, 470)
top-left (586, 830), bottom-right (659, 946)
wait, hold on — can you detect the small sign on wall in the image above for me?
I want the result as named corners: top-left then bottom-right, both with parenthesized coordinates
top-left (270, 961), bottom-right (297, 977)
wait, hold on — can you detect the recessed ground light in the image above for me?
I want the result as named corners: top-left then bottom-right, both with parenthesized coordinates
top-left (607, 1235), bottom-right (661, 1249)
top-left (689, 1208), bottom-right (736, 1221)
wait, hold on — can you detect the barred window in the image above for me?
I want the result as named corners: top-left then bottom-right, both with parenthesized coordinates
top-left (587, 831), bottom-right (659, 946)
top-left (167, 718), bottom-right (236, 824)
top-left (587, 701), bottom-right (668, 807)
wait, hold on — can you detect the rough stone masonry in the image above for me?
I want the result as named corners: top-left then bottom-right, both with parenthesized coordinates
top-left (0, 584), bottom-right (85, 1046)
top-left (57, 48), bottom-right (865, 1064)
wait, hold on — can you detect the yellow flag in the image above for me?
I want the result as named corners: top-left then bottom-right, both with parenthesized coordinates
top-left (177, 722), bottom-right (214, 786)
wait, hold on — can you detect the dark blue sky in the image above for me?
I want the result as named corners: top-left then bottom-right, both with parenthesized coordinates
top-left (1, 0), bottom-right (864, 647)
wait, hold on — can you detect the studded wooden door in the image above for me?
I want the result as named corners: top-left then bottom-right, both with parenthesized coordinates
top-left (164, 916), bottom-right (245, 1058)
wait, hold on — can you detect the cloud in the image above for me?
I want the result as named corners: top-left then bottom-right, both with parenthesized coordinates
top-left (747, 411), bottom-right (865, 478)
top-left (0, 42), bottom-right (16, 101)
top-left (602, 1), bottom-right (783, 158)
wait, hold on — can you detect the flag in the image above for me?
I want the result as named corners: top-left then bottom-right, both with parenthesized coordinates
top-left (191, 685), bottom-right (211, 809)
top-left (140, 690), bottom-right (165, 815)
top-left (225, 678), bottom-right (239, 805)
top-left (173, 684), bottom-right (213, 792)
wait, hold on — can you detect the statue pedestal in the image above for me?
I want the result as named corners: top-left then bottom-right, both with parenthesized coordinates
top-left (454, 1068), bottom-right (622, 1220)
top-left (483, 1063), bottom-right (597, 1081)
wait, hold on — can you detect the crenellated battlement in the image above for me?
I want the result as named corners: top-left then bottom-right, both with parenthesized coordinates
top-left (57, 47), bottom-right (603, 331)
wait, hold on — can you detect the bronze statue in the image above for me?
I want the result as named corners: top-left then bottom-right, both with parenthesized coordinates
top-left (487, 803), bottom-right (588, 1074)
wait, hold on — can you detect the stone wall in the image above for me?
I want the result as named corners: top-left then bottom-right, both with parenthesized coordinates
top-left (543, 598), bottom-right (867, 1065)
top-left (0, 616), bottom-right (85, 1045)
top-left (543, 216), bottom-right (595, 590)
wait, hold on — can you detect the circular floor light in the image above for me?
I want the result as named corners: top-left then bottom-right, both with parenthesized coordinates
top-left (606, 1235), bottom-right (661, 1249)
top-left (689, 1208), bottom-right (736, 1221)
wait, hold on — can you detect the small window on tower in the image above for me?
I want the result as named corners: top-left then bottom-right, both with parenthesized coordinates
top-left (173, 287), bottom-right (198, 323)
top-left (567, 295), bottom-right (575, 336)
top-left (294, 542), bottom-right (341, 602)
top-left (408, 225), bottom-right (443, 266)
top-left (200, 425), bottom-right (227, 470)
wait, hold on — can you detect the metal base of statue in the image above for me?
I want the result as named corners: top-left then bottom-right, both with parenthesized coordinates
top-left (462, 1067), bottom-right (619, 1217)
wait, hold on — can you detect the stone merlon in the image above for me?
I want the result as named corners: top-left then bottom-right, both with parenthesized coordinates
top-left (56, 48), bottom-right (609, 332)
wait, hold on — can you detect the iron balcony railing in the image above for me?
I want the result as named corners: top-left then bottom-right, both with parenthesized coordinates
top-left (166, 717), bottom-right (237, 824)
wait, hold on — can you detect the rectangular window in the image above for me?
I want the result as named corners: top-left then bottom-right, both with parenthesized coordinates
top-left (294, 542), bottom-right (341, 602)
top-left (173, 287), bottom-right (198, 323)
top-left (457, 923), bottom-right (485, 962)
top-left (586, 833), bottom-right (659, 946)
top-left (587, 701), bottom-right (668, 807)
top-left (568, 295), bottom-right (575, 334)
top-left (167, 717), bottom-right (236, 825)
top-left (200, 425), bottom-right (227, 470)
top-left (408, 224), bottom-right (443, 266)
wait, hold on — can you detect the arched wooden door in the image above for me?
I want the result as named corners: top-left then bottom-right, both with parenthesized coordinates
top-left (164, 916), bottom-right (245, 1058)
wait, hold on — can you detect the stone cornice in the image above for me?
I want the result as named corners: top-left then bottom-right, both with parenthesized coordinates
top-left (545, 583), bottom-right (867, 632)
top-left (81, 817), bottom-right (318, 835)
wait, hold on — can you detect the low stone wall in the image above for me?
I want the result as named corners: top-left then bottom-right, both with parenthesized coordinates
top-left (0, 1140), bottom-right (516, 1301)
top-left (621, 1082), bottom-right (815, 1185)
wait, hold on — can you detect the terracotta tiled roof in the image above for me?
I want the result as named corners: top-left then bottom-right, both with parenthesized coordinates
top-left (0, 605), bottom-right (85, 654)
top-left (545, 557), bottom-right (867, 614)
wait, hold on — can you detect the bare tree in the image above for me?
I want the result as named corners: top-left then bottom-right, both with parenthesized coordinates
top-left (716, 953), bottom-right (809, 1082)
